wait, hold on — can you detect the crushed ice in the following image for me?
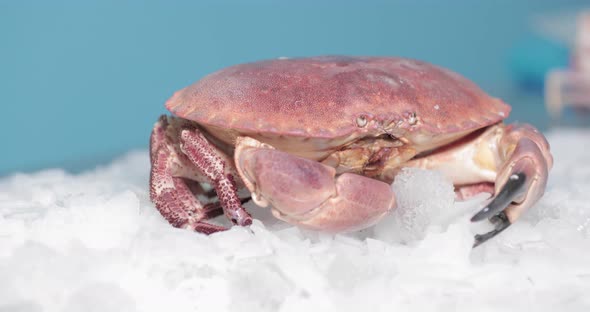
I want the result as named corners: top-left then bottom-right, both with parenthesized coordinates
top-left (1, 130), bottom-right (590, 311)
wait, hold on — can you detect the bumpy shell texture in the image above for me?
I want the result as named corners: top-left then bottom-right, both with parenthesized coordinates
top-left (166, 56), bottom-right (510, 138)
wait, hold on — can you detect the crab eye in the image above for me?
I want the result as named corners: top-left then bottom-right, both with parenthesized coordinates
top-left (356, 115), bottom-right (368, 127)
top-left (407, 112), bottom-right (417, 125)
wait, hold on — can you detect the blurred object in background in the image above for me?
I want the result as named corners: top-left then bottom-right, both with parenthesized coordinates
top-left (545, 11), bottom-right (590, 126)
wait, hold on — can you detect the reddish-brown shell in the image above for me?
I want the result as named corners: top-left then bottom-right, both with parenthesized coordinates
top-left (166, 56), bottom-right (510, 140)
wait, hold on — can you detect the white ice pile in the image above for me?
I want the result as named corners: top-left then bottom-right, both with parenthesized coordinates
top-left (1, 129), bottom-right (590, 312)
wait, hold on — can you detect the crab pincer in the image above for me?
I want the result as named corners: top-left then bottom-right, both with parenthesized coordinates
top-left (471, 124), bottom-right (552, 247)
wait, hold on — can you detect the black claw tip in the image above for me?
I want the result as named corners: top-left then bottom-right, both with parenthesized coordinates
top-left (471, 172), bottom-right (526, 222)
top-left (472, 211), bottom-right (511, 248)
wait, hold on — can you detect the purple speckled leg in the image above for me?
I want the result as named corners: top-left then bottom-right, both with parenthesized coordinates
top-left (149, 116), bottom-right (252, 233)
top-left (179, 128), bottom-right (252, 226)
top-left (150, 116), bottom-right (228, 234)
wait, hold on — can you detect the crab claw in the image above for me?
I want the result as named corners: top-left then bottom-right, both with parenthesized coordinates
top-left (471, 172), bottom-right (526, 222)
top-left (234, 137), bottom-right (396, 232)
top-left (472, 211), bottom-right (511, 248)
top-left (471, 124), bottom-right (552, 247)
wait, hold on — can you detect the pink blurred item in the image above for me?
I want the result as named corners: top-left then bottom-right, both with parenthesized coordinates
top-left (546, 11), bottom-right (590, 119)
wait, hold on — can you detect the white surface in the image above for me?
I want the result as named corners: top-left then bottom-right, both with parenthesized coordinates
top-left (1, 130), bottom-right (589, 312)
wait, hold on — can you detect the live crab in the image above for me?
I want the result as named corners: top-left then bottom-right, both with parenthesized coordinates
top-left (149, 56), bottom-right (552, 247)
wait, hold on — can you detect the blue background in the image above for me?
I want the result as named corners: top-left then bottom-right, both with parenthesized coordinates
top-left (0, 1), bottom-right (586, 175)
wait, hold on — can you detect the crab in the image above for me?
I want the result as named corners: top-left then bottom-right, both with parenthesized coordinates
top-left (150, 56), bottom-right (552, 246)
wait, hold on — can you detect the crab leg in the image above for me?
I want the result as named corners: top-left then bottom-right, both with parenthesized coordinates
top-left (234, 137), bottom-right (396, 232)
top-left (402, 123), bottom-right (552, 246)
top-left (149, 116), bottom-right (227, 234)
top-left (179, 127), bottom-right (253, 227)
